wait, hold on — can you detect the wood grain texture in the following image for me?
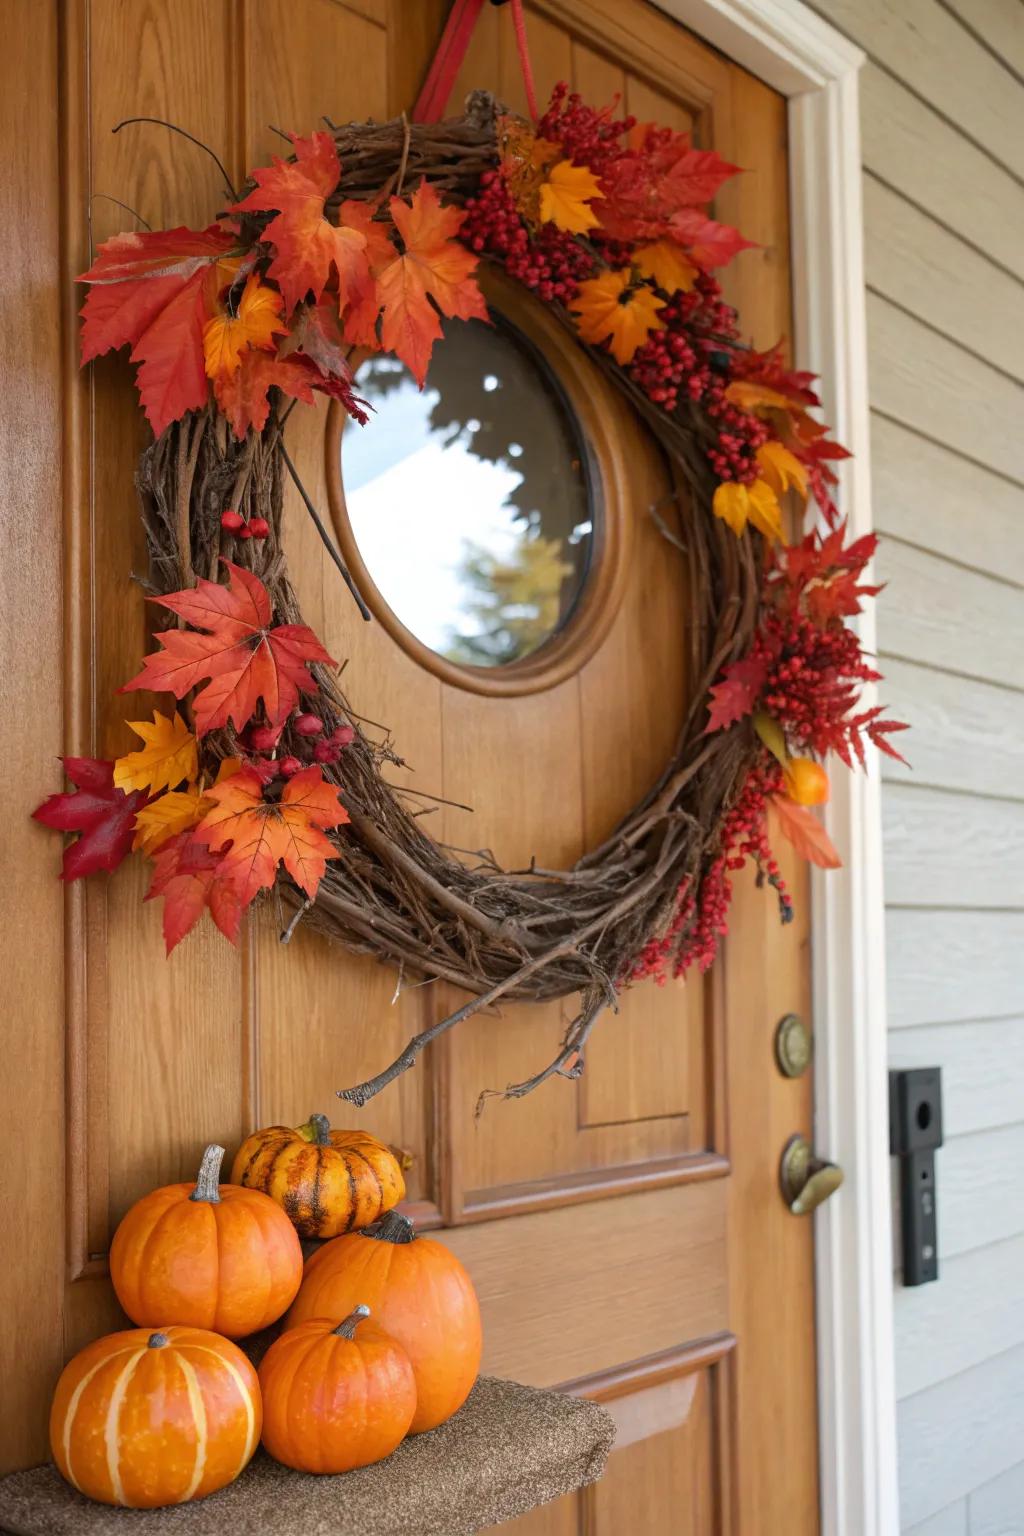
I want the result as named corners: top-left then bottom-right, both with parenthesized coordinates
top-left (871, 412), bottom-right (1024, 586)
top-left (896, 1343), bottom-right (1024, 1528)
top-left (879, 657), bottom-right (1024, 801)
top-left (0, 0), bottom-right (67, 1472)
top-left (874, 539), bottom-right (1024, 689)
top-left (863, 175), bottom-right (1024, 385)
top-left (968, 1459), bottom-right (1024, 1536)
top-left (886, 909), bottom-right (1024, 1029)
top-left (806, 0), bottom-right (1024, 178)
top-left (890, 1018), bottom-right (1024, 1136)
top-left (893, 1233), bottom-right (1024, 1398)
top-left (882, 783), bottom-right (1024, 909)
top-left (859, 64), bottom-right (1024, 278)
top-left (867, 293), bottom-right (1024, 484)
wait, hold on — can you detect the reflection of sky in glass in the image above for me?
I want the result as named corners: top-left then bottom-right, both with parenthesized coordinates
top-left (343, 373), bottom-right (526, 652)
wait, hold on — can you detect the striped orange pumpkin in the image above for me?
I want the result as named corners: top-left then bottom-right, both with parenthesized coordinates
top-left (50, 1325), bottom-right (261, 1508)
top-left (110, 1143), bottom-right (303, 1338)
top-left (230, 1113), bottom-right (406, 1239)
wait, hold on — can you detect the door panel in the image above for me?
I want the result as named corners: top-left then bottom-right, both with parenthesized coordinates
top-left (6, 3), bottom-right (818, 1532)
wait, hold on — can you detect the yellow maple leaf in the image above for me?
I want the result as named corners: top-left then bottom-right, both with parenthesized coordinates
top-left (756, 441), bottom-right (808, 500)
top-left (539, 160), bottom-right (603, 234)
top-left (570, 269), bottom-right (665, 365)
top-left (203, 274), bottom-right (286, 381)
top-left (712, 479), bottom-right (785, 542)
top-left (633, 240), bottom-right (698, 295)
top-left (498, 117), bottom-right (561, 221)
top-left (724, 380), bottom-right (792, 415)
top-left (132, 786), bottom-right (210, 855)
top-left (114, 710), bottom-right (198, 796)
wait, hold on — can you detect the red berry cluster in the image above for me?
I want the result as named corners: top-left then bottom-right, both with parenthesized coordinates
top-left (244, 714), bottom-right (357, 780)
top-left (221, 507), bottom-right (270, 541)
top-left (629, 760), bottom-right (791, 984)
top-left (536, 82), bottom-right (635, 173)
top-left (754, 613), bottom-right (880, 766)
top-left (462, 172), bottom-right (594, 304)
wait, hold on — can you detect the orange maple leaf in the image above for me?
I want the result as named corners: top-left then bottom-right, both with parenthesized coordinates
top-left (633, 240), bottom-right (698, 295)
top-left (120, 560), bottom-right (335, 735)
top-left (539, 160), bottom-right (603, 234)
top-left (769, 794), bottom-right (842, 869)
top-left (232, 131), bottom-right (369, 313)
top-left (193, 765), bottom-right (348, 905)
top-left (336, 199), bottom-right (397, 350)
top-left (570, 269), bottom-right (665, 365)
top-left (376, 182), bottom-right (488, 385)
top-left (213, 349), bottom-right (322, 438)
top-left (203, 274), bottom-right (286, 380)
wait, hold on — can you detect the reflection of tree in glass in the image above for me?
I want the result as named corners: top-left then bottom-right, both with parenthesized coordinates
top-left (443, 532), bottom-right (575, 666)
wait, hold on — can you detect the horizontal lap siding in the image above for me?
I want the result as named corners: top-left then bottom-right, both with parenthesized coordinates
top-left (807, 1), bottom-right (1024, 1527)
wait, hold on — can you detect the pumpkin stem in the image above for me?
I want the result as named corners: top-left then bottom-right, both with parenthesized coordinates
top-left (147, 1332), bottom-right (170, 1349)
top-left (361, 1209), bottom-right (415, 1244)
top-left (333, 1304), bottom-right (371, 1339)
top-left (299, 1113), bottom-right (332, 1146)
top-left (189, 1143), bottom-right (225, 1203)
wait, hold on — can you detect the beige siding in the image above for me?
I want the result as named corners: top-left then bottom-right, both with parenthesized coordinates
top-left (808, 2), bottom-right (1024, 1530)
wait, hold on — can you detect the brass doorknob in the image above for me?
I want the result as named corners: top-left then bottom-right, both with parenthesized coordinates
top-left (779, 1134), bottom-right (844, 1214)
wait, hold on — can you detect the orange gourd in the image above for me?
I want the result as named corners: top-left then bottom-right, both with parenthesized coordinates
top-left (230, 1113), bottom-right (405, 1239)
top-left (285, 1210), bottom-right (481, 1433)
top-left (259, 1304), bottom-right (416, 1473)
top-left (110, 1143), bottom-right (302, 1338)
top-left (50, 1325), bottom-right (261, 1508)
top-left (783, 757), bottom-right (830, 805)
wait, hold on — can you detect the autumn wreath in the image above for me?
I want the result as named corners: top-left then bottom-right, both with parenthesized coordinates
top-left (33, 86), bottom-right (906, 1105)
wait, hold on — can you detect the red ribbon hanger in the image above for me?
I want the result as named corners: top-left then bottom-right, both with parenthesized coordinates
top-left (413, 0), bottom-right (538, 124)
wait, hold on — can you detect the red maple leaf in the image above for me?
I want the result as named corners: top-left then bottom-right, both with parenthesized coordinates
top-left (214, 350), bottom-right (320, 438)
top-left (193, 765), bottom-right (348, 905)
top-left (145, 831), bottom-right (245, 954)
top-left (32, 757), bottom-right (147, 881)
top-left (120, 560), bottom-right (335, 735)
top-left (597, 126), bottom-right (740, 244)
top-left (231, 131), bottom-right (369, 313)
top-left (78, 224), bottom-right (238, 434)
top-left (667, 208), bottom-right (755, 269)
top-left (705, 654), bottom-right (768, 732)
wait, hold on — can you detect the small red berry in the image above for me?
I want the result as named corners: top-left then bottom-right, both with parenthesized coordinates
top-left (237, 525), bottom-right (253, 540)
top-left (248, 724), bottom-right (282, 751)
top-left (220, 509), bottom-right (244, 532)
top-left (313, 741), bottom-right (339, 764)
top-left (330, 724), bottom-right (356, 748)
top-left (279, 755), bottom-right (302, 778)
top-left (294, 712), bottom-right (324, 737)
top-left (249, 516), bottom-right (271, 540)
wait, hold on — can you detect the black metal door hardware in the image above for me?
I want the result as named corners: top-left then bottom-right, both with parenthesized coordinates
top-left (889, 1067), bottom-right (943, 1286)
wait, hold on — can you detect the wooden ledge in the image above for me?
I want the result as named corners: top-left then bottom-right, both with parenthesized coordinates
top-left (0, 1377), bottom-right (615, 1536)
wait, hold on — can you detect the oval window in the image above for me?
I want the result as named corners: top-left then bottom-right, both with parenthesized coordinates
top-left (340, 314), bottom-right (595, 669)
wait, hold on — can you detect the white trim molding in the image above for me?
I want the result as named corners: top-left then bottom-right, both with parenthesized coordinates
top-left (655, 4), bottom-right (900, 1533)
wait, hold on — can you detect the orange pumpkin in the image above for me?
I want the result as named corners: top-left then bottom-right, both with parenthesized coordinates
top-left (110, 1143), bottom-right (302, 1338)
top-left (285, 1209), bottom-right (481, 1433)
top-left (259, 1304), bottom-right (416, 1473)
top-left (50, 1325), bottom-right (261, 1507)
top-left (230, 1113), bottom-right (405, 1239)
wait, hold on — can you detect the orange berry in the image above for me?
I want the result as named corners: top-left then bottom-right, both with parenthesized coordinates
top-left (784, 758), bottom-right (830, 805)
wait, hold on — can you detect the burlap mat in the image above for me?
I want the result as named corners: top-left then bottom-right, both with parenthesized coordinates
top-left (0, 1377), bottom-right (614, 1536)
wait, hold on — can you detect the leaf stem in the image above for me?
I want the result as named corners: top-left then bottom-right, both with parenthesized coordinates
top-left (111, 117), bottom-right (239, 203)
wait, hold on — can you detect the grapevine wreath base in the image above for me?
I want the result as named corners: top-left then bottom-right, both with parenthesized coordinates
top-left (36, 90), bottom-right (905, 1108)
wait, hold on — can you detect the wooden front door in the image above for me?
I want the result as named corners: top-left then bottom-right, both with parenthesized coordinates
top-left (5, 2), bottom-right (819, 1532)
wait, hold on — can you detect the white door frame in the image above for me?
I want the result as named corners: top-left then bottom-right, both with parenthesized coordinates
top-left (650, 3), bottom-right (900, 1532)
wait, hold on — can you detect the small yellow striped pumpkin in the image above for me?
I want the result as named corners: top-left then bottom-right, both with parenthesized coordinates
top-left (50, 1325), bottom-right (261, 1508)
top-left (230, 1113), bottom-right (406, 1239)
